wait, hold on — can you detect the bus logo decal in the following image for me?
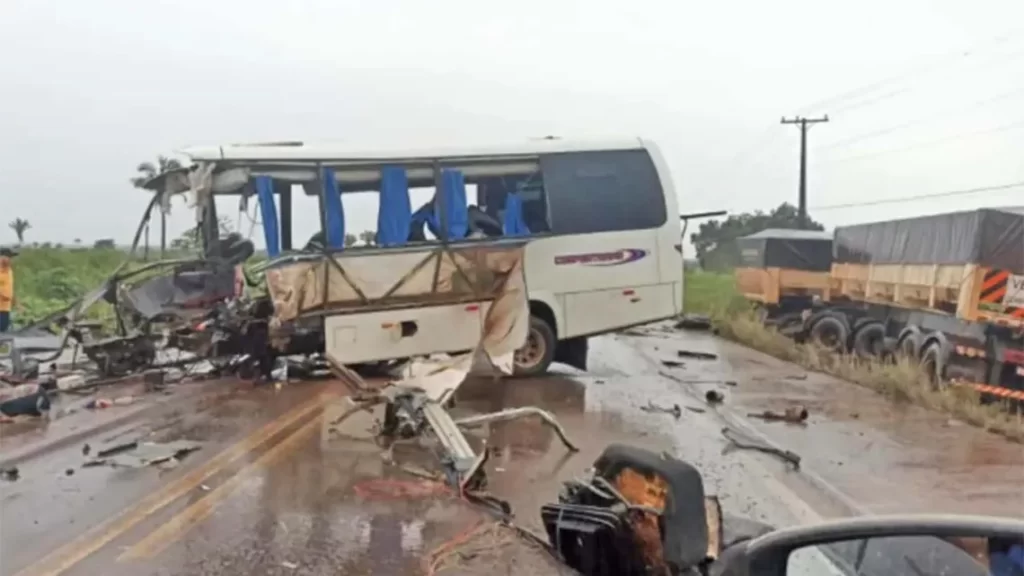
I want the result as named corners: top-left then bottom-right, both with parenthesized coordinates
top-left (554, 249), bottom-right (648, 267)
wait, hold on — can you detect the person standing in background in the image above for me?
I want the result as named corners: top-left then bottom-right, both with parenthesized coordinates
top-left (0, 248), bottom-right (16, 332)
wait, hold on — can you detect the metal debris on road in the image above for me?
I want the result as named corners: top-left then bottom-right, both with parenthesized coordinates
top-left (677, 349), bottom-right (718, 361)
top-left (705, 390), bottom-right (725, 405)
top-left (748, 406), bottom-right (809, 424)
top-left (640, 400), bottom-right (683, 420)
top-left (660, 359), bottom-right (684, 368)
top-left (674, 314), bottom-right (712, 332)
top-left (720, 427), bottom-right (801, 469)
top-left (658, 370), bottom-right (736, 388)
top-left (1, 466), bottom-right (19, 481)
top-left (85, 440), bottom-right (202, 468)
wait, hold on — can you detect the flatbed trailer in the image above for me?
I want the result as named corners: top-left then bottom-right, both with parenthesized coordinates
top-left (798, 208), bottom-right (1024, 400)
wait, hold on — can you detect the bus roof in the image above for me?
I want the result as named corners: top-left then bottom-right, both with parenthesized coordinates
top-left (179, 137), bottom-right (650, 163)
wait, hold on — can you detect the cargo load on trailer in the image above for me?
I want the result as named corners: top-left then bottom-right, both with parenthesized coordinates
top-left (831, 207), bottom-right (1024, 326)
top-left (734, 229), bottom-right (833, 322)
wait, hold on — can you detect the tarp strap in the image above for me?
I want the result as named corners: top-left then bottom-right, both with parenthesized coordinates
top-left (253, 176), bottom-right (281, 258)
top-left (438, 169), bottom-right (469, 241)
top-left (502, 193), bottom-right (531, 237)
top-left (378, 166), bottom-right (412, 247)
top-left (321, 168), bottom-right (346, 249)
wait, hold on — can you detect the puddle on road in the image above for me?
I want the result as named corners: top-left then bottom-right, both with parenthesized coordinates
top-left (147, 375), bottom-right (643, 575)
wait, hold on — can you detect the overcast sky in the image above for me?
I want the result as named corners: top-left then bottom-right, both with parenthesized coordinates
top-left (2, 0), bottom-right (1022, 248)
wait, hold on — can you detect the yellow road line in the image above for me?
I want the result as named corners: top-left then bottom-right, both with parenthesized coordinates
top-left (16, 393), bottom-right (331, 576)
top-left (118, 415), bottom-right (323, 561)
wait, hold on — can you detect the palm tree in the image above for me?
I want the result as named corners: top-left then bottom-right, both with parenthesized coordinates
top-left (131, 156), bottom-right (183, 259)
top-left (8, 218), bottom-right (30, 244)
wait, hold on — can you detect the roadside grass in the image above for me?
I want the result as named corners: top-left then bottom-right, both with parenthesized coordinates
top-left (10, 246), bottom-right (195, 328)
top-left (684, 269), bottom-right (1024, 443)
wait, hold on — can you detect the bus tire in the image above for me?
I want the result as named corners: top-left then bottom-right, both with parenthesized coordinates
top-left (514, 316), bottom-right (556, 377)
top-left (809, 315), bottom-right (849, 352)
top-left (852, 322), bottom-right (885, 358)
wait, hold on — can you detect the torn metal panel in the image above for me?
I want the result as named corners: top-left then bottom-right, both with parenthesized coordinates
top-left (265, 240), bottom-right (529, 371)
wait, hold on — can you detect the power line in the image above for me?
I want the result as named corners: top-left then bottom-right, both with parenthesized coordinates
top-left (825, 47), bottom-right (1024, 117)
top-left (817, 117), bottom-right (1024, 165)
top-left (796, 28), bottom-right (1024, 115)
top-left (818, 86), bottom-right (1024, 152)
top-left (813, 181), bottom-right (1024, 211)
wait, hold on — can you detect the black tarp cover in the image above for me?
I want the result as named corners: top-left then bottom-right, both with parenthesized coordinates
top-left (833, 207), bottom-right (1024, 274)
top-left (737, 229), bottom-right (834, 271)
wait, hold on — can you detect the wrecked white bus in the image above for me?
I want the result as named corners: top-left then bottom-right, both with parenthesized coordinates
top-left (146, 138), bottom-right (683, 376)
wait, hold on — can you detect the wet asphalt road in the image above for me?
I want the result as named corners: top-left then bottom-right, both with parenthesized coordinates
top-left (1, 327), bottom-right (1022, 575)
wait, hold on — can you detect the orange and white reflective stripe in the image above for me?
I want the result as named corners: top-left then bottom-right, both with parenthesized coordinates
top-left (953, 380), bottom-right (1024, 401)
top-left (953, 345), bottom-right (987, 359)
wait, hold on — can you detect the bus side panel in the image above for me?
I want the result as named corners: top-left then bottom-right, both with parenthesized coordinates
top-left (524, 229), bottom-right (665, 339)
top-left (643, 139), bottom-right (685, 315)
top-left (324, 302), bottom-right (489, 364)
top-left (565, 283), bottom-right (677, 337)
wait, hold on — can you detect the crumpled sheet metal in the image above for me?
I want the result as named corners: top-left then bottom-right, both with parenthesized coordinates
top-left (265, 243), bottom-right (526, 322)
top-left (271, 243), bottom-right (530, 402)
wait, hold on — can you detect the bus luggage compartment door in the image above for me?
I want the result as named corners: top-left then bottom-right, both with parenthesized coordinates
top-left (323, 303), bottom-right (489, 364)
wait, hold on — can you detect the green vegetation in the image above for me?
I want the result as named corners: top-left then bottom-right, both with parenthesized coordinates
top-left (684, 270), bottom-right (1024, 442)
top-left (11, 246), bottom-right (127, 325)
top-left (689, 203), bottom-right (823, 271)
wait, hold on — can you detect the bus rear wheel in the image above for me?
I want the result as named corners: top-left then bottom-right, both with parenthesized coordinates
top-left (514, 316), bottom-right (556, 377)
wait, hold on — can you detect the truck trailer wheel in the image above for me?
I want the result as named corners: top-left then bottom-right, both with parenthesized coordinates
top-left (513, 316), bottom-right (556, 377)
top-left (920, 342), bottom-right (949, 390)
top-left (852, 322), bottom-right (885, 358)
top-left (809, 315), bottom-right (849, 352)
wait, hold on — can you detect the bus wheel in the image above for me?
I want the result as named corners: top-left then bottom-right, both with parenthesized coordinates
top-left (514, 316), bottom-right (556, 377)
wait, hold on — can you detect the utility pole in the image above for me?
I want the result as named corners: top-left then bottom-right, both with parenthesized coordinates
top-left (781, 115), bottom-right (829, 228)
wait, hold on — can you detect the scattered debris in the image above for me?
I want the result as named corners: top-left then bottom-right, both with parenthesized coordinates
top-left (784, 374), bottom-right (808, 381)
top-left (65, 468), bottom-right (75, 476)
top-left (95, 441), bottom-right (139, 459)
top-left (705, 390), bottom-right (725, 405)
top-left (142, 369), bottom-right (167, 391)
top-left (201, 484), bottom-right (211, 491)
top-left (281, 561), bottom-right (299, 570)
top-left (658, 371), bottom-right (736, 387)
top-left (721, 427), bottom-right (801, 469)
top-left (82, 443), bottom-right (91, 456)
top-left (86, 440), bottom-right (201, 468)
top-left (685, 406), bottom-right (706, 414)
top-left (677, 349), bottom-right (718, 361)
top-left (0, 384), bottom-right (51, 418)
top-left (674, 314), bottom-right (712, 331)
top-left (660, 359), bottom-right (684, 368)
top-left (748, 406), bottom-right (809, 424)
top-left (1, 467), bottom-right (19, 481)
top-left (639, 401), bottom-right (682, 420)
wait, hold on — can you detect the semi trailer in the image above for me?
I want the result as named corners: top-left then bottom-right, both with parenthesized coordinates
top-left (740, 208), bottom-right (1024, 401)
